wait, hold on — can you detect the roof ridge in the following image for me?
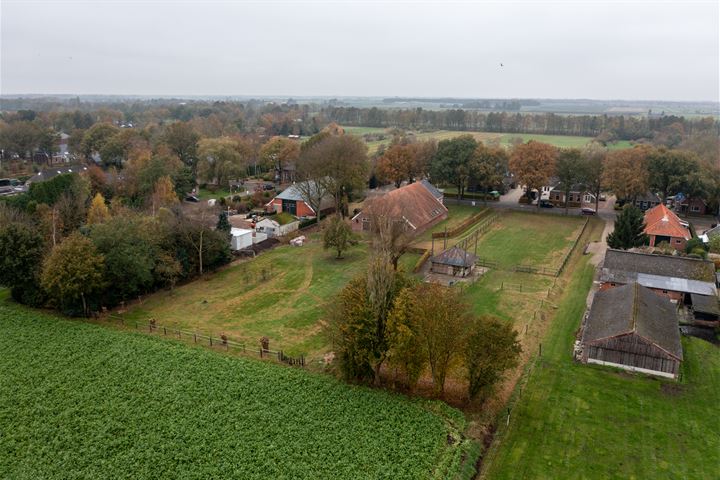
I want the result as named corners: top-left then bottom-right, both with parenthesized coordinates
top-left (631, 282), bottom-right (639, 331)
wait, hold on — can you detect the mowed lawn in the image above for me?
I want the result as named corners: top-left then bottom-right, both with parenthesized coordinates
top-left (0, 296), bottom-right (472, 480)
top-left (414, 204), bottom-right (489, 244)
top-left (473, 211), bottom-right (583, 268)
top-left (483, 259), bottom-right (720, 479)
top-left (123, 235), bottom-right (369, 358)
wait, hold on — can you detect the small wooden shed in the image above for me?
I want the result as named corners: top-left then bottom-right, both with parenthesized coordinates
top-left (430, 246), bottom-right (477, 277)
top-left (581, 282), bottom-right (683, 379)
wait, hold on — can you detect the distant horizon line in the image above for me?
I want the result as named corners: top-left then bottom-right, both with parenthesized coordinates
top-left (1, 93), bottom-right (718, 105)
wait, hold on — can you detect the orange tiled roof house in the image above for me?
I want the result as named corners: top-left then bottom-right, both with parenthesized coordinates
top-left (643, 204), bottom-right (691, 250)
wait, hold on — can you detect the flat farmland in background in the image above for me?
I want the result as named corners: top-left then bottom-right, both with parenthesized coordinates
top-left (498, 133), bottom-right (633, 150)
top-left (341, 125), bottom-right (633, 154)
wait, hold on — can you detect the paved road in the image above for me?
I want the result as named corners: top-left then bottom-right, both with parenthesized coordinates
top-left (444, 187), bottom-right (618, 222)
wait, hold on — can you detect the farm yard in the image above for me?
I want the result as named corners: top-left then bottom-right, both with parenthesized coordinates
top-left (341, 126), bottom-right (633, 154)
top-left (0, 294), bottom-right (475, 480)
top-left (481, 259), bottom-right (720, 480)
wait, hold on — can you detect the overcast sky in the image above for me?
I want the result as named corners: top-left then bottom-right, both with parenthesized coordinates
top-left (1, 0), bottom-right (718, 101)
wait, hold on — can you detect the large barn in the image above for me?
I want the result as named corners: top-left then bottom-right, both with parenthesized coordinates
top-left (351, 181), bottom-right (447, 236)
top-left (581, 283), bottom-right (683, 379)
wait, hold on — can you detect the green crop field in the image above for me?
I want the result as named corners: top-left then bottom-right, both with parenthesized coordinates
top-left (482, 258), bottom-right (720, 479)
top-left (0, 294), bottom-right (475, 479)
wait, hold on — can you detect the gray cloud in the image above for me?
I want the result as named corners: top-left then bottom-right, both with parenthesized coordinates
top-left (1, 0), bottom-right (718, 101)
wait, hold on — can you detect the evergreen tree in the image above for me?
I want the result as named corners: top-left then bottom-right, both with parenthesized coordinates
top-left (607, 205), bottom-right (648, 249)
top-left (216, 211), bottom-right (231, 234)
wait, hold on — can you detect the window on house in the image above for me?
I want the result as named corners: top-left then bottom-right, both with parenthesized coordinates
top-left (691, 205), bottom-right (700, 212)
top-left (662, 290), bottom-right (668, 294)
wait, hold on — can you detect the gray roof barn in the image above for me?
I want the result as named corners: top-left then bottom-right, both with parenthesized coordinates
top-left (601, 249), bottom-right (716, 287)
top-left (582, 283), bottom-right (683, 378)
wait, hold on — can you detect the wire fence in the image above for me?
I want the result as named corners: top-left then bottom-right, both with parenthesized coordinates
top-left (105, 314), bottom-right (305, 367)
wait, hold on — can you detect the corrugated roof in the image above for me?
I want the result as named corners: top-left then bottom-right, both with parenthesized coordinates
top-left (431, 246), bottom-right (478, 267)
top-left (635, 273), bottom-right (717, 296)
top-left (643, 204), bottom-right (691, 240)
top-left (583, 283), bottom-right (682, 360)
top-left (690, 293), bottom-right (720, 315)
top-left (602, 249), bottom-right (715, 282)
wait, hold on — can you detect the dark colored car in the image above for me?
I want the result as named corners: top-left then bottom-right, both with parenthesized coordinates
top-left (581, 207), bottom-right (596, 215)
top-left (539, 200), bottom-right (555, 208)
top-left (263, 183), bottom-right (275, 191)
top-left (185, 195), bottom-right (200, 203)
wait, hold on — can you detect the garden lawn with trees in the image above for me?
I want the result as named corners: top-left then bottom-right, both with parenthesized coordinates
top-left (0, 291), bottom-right (475, 480)
top-left (482, 257), bottom-right (720, 480)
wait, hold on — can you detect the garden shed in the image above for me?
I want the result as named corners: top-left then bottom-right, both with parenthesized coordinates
top-left (430, 246), bottom-right (477, 277)
top-left (581, 282), bottom-right (683, 379)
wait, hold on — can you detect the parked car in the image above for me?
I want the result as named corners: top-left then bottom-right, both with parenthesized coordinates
top-left (581, 207), bottom-right (596, 215)
top-left (263, 183), bottom-right (275, 191)
top-left (185, 195), bottom-right (200, 203)
top-left (539, 200), bottom-right (554, 208)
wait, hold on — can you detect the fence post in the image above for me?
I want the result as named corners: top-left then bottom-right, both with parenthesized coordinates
top-left (163, 326), bottom-right (166, 336)
top-left (194, 333), bottom-right (197, 343)
top-left (260, 348), bottom-right (263, 358)
top-left (209, 335), bottom-right (212, 347)
top-left (539, 343), bottom-right (542, 357)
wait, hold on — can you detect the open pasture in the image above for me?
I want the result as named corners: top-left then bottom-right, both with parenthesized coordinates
top-left (123, 235), bottom-right (369, 359)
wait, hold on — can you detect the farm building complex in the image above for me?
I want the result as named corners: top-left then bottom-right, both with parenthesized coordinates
top-left (580, 283), bottom-right (683, 379)
top-left (599, 249), bottom-right (717, 301)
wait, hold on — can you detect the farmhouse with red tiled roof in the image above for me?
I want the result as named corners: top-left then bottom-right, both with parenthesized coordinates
top-left (351, 181), bottom-right (448, 236)
top-left (643, 204), bottom-right (691, 250)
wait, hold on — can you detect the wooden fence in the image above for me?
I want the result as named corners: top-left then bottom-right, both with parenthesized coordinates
top-left (105, 314), bottom-right (305, 367)
top-left (512, 265), bottom-right (559, 277)
top-left (431, 208), bottom-right (490, 239)
top-left (557, 218), bottom-right (590, 275)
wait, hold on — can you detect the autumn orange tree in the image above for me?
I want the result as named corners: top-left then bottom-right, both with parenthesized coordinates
top-left (509, 141), bottom-right (557, 207)
top-left (376, 144), bottom-right (415, 188)
top-left (602, 146), bottom-right (652, 203)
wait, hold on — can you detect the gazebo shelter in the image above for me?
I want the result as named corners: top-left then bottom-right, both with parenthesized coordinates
top-left (430, 246), bottom-right (478, 277)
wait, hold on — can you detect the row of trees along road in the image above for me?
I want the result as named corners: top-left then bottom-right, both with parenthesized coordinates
top-left (423, 136), bottom-right (720, 215)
